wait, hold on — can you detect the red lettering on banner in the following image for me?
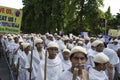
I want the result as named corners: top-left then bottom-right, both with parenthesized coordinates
top-left (6, 9), bottom-right (12, 14)
top-left (0, 8), bottom-right (5, 13)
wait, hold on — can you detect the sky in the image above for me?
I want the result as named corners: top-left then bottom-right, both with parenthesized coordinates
top-left (0, 0), bottom-right (120, 15)
top-left (102, 0), bottom-right (120, 15)
top-left (0, 0), bottom-right (23, 9)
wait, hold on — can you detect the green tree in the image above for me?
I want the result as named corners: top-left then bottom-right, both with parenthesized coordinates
top-left (82, 0), bottom-right (105, 34)
top-left (108, 13), bottom-right (120, 29)
top-left (21, 0), bottom-right (106, 35)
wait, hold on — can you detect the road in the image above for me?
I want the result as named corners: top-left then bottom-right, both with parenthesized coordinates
top-left (0, 55), bottom-right (10, 80)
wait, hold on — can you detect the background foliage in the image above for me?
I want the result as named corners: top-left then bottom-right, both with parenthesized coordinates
top-left (21, 0), bottom-right (120, 35)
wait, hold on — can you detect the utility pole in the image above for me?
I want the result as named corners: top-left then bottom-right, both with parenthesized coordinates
top-left (99, 18), bottom-right (106, 35)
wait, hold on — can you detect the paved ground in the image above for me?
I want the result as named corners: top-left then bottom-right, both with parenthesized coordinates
top-left (0, 55), bottom-right (10, 80)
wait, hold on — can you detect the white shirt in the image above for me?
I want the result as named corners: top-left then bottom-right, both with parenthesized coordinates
top-left (116, 59), bottom-right (120, 77)
top-left (111, 44), bottom-right (120, 52)
top-left (33, 48), bottom-right (45, 65)
top-left (42, 55), bottom-right (63, 80)
top-left (58, 70), bottom-right (81, 80)
top-left (62, 60), bottom-right (71, 72)
top-left (103, 48), bottom-right (119, 66)
top-left (89, 67), bottom-right (109, 80)
top-left (83, 42), bottom-right (91, 50)
top-left (33, 49), bottom-right (45, 80)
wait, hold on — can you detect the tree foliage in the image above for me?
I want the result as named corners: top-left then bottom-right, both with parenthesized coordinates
top-left (21, 0), bottom-right (115, 35)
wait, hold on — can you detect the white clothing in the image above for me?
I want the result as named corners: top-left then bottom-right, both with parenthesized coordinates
top-left (85, 51), bottom-right (98, 69)
top-left (42, 55), bottom-right (63, 80)
top-left (89, 67), bottom-right (109, 80)
top-left (12, 43), bottom-right (20, 66)
top-left (33, 49), bottom-right (45, 80)
top-left (103, 48), bottom-right (119, 65)
top-left (107, 43), bottom-right (114, 49)
top-left (116, 60), bottom-right (120, 77)
top-left (55, 39), bottom-right (64, 52)
top-left (7, 41), bottom-right (16, 65)
top-left (18, 51), bottom-right (26, 80)
top-left (58, 70), bottom-right (81, 80)
top-left (87, 48), bottom-right (96, 57)
top-left (62, 60), bottom-right (71, 72)
top-left (111, 44), bottom-right (120, 52)
top-left (83, 42), bottom-right (91, 50)
top-left (33, 48), bottom-right (45, 65)
top-left (19, 51), bottom-right (38, 80)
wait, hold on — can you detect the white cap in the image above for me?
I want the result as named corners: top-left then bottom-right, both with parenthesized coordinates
top-left (100, 38), bottom-right (105, 42)
top-left (47, 41), bottom-right (58, 48)
top-left (64, 36), bottom-right (69, 40)
top-left (34, 38), bottom-right (43, 45)
top-left (67, 44), bottom-right (74, 50)
top-left (90, 37), bottom-right (94, 39)
top-left (91, 40), bottom-right (103, 47)
top-left (49, 34), bottom-right (53, 37)
top-left (93, 53), bottom-right (109, 63)
top-left (7, 34), bottom-right (11, 37)
top-left (4, 36), bottom-right (7, 39)
top-left (75, 37), bottom-right (79, 40)
top-left (109, 39), bottom-right (113, 43)
top-left (54, 33), bottom-right (57, 36)
top-left (45, 32), bottom-right (49, 36)
top-left (19, 39), bottom-right (24, 43)
top-left (78, 41), bottom-right (83, 44)
top-left (114, 39), bottom-right (118, 42)
top-left (8, 36), bottom-right (13, 40)
top-left (22, 43), bottom-right (30, 50)
top-left (84, 37), bottom-right (90, 40)
top-left (79, 38), bottom-right (84, 42)
top-left (63, 49), bottom-right (70, 53)
top-left (71, 46), bottom-right (87, 55)
top-left (13, 35), bottom-right (18, 38)
top-left (61, 45), bottom-right (67, 51)
top-left (21, 42), bottom-right (24, 46)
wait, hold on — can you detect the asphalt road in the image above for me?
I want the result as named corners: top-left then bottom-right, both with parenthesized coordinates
top-left (0, 55), bottom-right (10, 80)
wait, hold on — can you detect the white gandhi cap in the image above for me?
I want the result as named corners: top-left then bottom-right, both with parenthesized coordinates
top-left (70, 46), bottom-right (87, 56)
top-left (63, 49), bottom-right (70, 53)
top-left (91, 40), bottom-right (103, 47)
top-left (34, 38), bottom-right (43, 45)
top-left (93, 52), bottom-right (109, 63)
top-left (47, 41), bottom-right (58, 48)
top-left (22, 43), bottom-right (30, 50)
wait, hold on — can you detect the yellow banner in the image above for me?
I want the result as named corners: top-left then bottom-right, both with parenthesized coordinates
top-left (108, 29), bottom-right (119, 37)
top-left (0, 6), bottom-right (22, 33)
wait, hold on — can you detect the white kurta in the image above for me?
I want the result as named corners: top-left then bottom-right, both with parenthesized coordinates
top-left (33, 49), bottom-right (44, 80)
top-left (14, 49), bottom-right (23, 66)
top-left (7, 41), bottom-right (16, 65)
top-left (110, 44), bottom-right (120, 52)
top-left (103, 48), bottom-right (119, 66)
top-left (34, 48), bottom-right (45, 65)
top-left (12, 42), bottom-right (19, 66)
top-left (25, 52), bottom-right (38, 80)
top-left (83, 42), bottom-right (91, 50)
top-left (116, 60), bottom-right (120, 77)
top-left (89, 67), bottom-right (109, 80)
top-left (42, 55), bottom-right (63, 80)
top-left (85, 51), bottom-right (98, 69)
top-left (55, 39), bottom-right (64, 53)
top-left (87, 48), bottom-right (96, 57)
top-left (86, 48), bottom-right (97, 68)
top-left (62, 60), bottom-right (71, 72)
top-left (58, 70), bottom-right (81, 80)
top-left (19, 51), bottom-right (38, 80)
top-left (18, 51), bottom-right (26, 80)
top-left (107, 43), bottom-right (114, 49)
